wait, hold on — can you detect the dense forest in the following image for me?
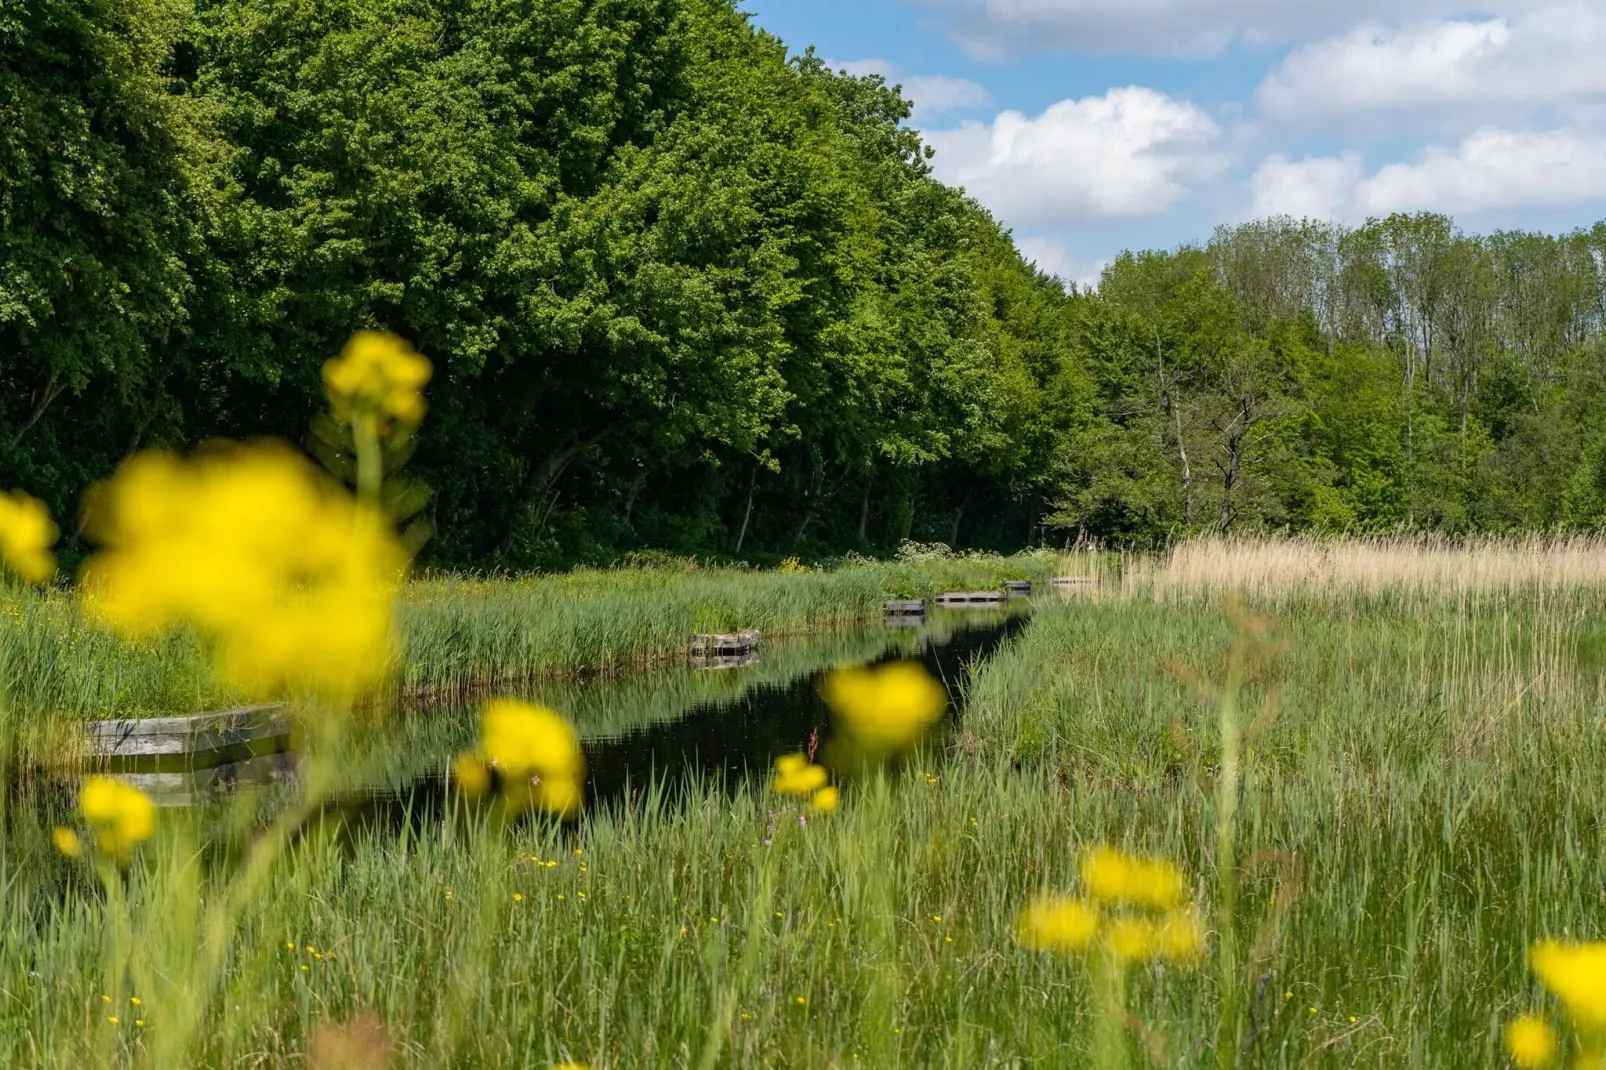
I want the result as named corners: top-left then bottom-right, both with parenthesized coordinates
top-left (6, 0), bottom-right (1606, 568)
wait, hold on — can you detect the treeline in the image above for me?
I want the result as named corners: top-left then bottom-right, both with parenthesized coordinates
top-left (1070, 216), bottom-right (1606, 541)
top-left (5, 2), bottom-right (1606, 566)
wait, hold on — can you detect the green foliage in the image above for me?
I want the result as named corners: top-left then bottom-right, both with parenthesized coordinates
top-left (1055, 215), bottom-right (1606, 544)
top-left (8, 4), bottom-right (1606, 560)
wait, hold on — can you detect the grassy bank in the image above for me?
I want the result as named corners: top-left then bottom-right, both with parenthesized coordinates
top-left (0, 554), bottom-right (1051, 729)
top-left (5, 538), bottom-right (1601, 1066)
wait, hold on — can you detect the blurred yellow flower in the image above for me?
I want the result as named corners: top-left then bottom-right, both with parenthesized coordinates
top-left (1531, 940), bottom-right (1606, 1026)
top-left (79, 777), bottom-right (155, 862)
top-left (1081, 846), bottom-right (1186, 910)
top-left (52, 827), bottom-right (81, 858)
top-left (80, 442), bottom-right (406, 697)
top-left (323, 331), bottom-right (432, 432)
top-left (772, 753), bottom-right (827, 796)
top-left (809, 786), bottom-right (840, 814)
top-left (1015, 897), bottom-right (1099, 953)
top-left (1504, 1014), bottom-right (1558, 1067)
top-left (476, 699), bottom-right (586, 817)
top-left (0, 489), bottom-right (57, 584)
top-left (452, 753), bottom-right (491, 799)
top-left (821, 661), bottom-right (946, 752)
top-left (1104, 909), bottom-right (1204, 964)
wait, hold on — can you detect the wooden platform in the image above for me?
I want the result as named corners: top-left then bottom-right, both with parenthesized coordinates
top-left (689, 630), bottom-right (761, 656)
top-left (1049, 576), bottom-right (1098, 588)
top-left (1005, 580), bottom-right (1033, 597)
top-left (884, 599), bottom-right (927, 616)
top-left (935, 591), bottom-right (1008, 607)
top-left (87, 704), bottom-right (292, 770)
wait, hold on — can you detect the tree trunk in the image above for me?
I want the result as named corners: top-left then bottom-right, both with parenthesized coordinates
top-left (857, 482), bottom-right (871, 542)
top-left (949, 486), bottom-right (975, 547)
top-left (12, 371), bottom-right (66, 447)
top-left (1175, 405), bottom-right (1193, 527)
top-left (734, 466), bottom-right (757, 556)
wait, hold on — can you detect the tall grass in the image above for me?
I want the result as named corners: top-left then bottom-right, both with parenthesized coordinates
top-left (0, 555), bottom-right (1052, 729)
top-left (5, 537), bottom-right (1599, 1066)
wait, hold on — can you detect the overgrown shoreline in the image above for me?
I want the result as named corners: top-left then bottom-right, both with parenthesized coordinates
top-left (0, 555), bottom-right (1054, 729)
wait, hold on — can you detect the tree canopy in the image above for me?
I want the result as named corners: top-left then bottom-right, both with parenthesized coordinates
top-left (5, 0), bottom-right (1606, 565)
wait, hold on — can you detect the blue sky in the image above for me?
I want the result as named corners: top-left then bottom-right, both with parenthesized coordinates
top-left (740, 0), bottom-right (1606, 285)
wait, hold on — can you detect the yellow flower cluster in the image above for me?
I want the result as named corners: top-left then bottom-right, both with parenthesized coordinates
top-left (455, 699), bottom-right (587, 817)
top-left (821, 661), bottom-right (947, 753)
top-left (1080, 846), bottom-right (1187, 910)
top-left (1531, 941), bottom-right (1606, 1026)
top-left (771, 754), bottom-right (839, 813)
top-left (323, 331), bottom-right (432, 432)
top-left (80, 443), bottom-right (407, 697)
top-left (1016, 846), bottom-right (1203, 966)
top-left (61, 777), bottom-right (157, 864)
top-left (1505, 1014), bottom-right (1559, 1068)
top-left (0, 489), bottom-right (57, 584)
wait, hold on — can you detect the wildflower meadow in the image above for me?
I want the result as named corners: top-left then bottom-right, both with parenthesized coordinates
top-left (0, 334), bottom-right (1603, 1068)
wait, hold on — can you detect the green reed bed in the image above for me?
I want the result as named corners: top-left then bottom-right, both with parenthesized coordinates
top-left (0, 556), bottom-right (1050, 732)
top-left (7, 560), bottom-right (1596, 1066)
top-left (957, 581), bottom-right (1606, 1066)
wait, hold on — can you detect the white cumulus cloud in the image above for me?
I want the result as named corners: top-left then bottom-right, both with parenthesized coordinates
top-left (825, 58), bottom-right (989, 117)
top-left (924, 87), bottom-right (1226, 226)
top-left (1013, 237), bottom-right (1109, 290)
top-left (1249, 128), bottom-right (1606, 221)
top-left (1258, 6), bottom-right (1606, 123)
top-left (921, 0), bottom-right (1586, 58)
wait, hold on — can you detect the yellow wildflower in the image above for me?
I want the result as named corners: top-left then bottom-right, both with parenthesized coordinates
top-left (79, 777), bottom-right (155, 862)
top-left (52, 827), bottom-right (82, 858)
top-left (1015, 897), bottom-right (1099, 953)
top-left (1080, 846), bottom-right (1186, 910)
top-left (1504, 1014), bottom-right (1558, 1068)
top-left (1104, 909), bottom-right (1203, 965)
top-left (0, 490), bottom-right (57, 583)
top-left (80, 443), bottom-right (406, 697)
top-left (1531, 940), bottom-right (1606, 1026)
top-left (452, 754), bottom-right (491, 799)
top-left (472, 699), bottom-right (586, 817)
top-left (821, 661), bottom-right (947, 752)
top-left (1154, 907), bottom-right (1205, 962)
top-left (772, 753), bottom-right (827, 797)
top-left (322, 331), bottom-right (432, 432)
top-left (809, 786), bottom-right (839, 813)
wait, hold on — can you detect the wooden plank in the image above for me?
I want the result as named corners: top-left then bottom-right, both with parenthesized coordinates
top-left (87, 704), bottom-right (291, 761)
top-left (1005, 581), bottom-right (1033, 596)
top-left (935, 591), bottom-right (1008, 606)
top-left (1049, 576), bottom-right (1097, 587)
top-left (688, 630), bottom-right (760, 655)
top-left (884, 599), bottom-right (927, 615)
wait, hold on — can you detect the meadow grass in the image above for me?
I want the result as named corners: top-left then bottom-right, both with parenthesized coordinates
top-left (4, 538), bottom-right (1603, 1066)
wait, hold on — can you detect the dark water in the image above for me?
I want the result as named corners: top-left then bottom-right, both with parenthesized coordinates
top-left (7, 610), bottom-right (1029, 852)
top-left (329, 610), bottom-right (1029, 830)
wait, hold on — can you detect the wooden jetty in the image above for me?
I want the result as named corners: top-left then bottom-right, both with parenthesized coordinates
top-left (1049, 576), bottom-right (1097, 589)
top-left (935, 591), bottom-right (1008, 608)
top-left (1005, 580), bottom-right (1033, 597)
top-left (884, 599), bottom-right (927, 616)
top-left (84, 704), bottom-right (294, 807)
top-left (688, 630), bottom-right (761, 656)
top-left (88, 704), bottom-right (291, 765)
top-left (689, 630), bottom-right (760, 669)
